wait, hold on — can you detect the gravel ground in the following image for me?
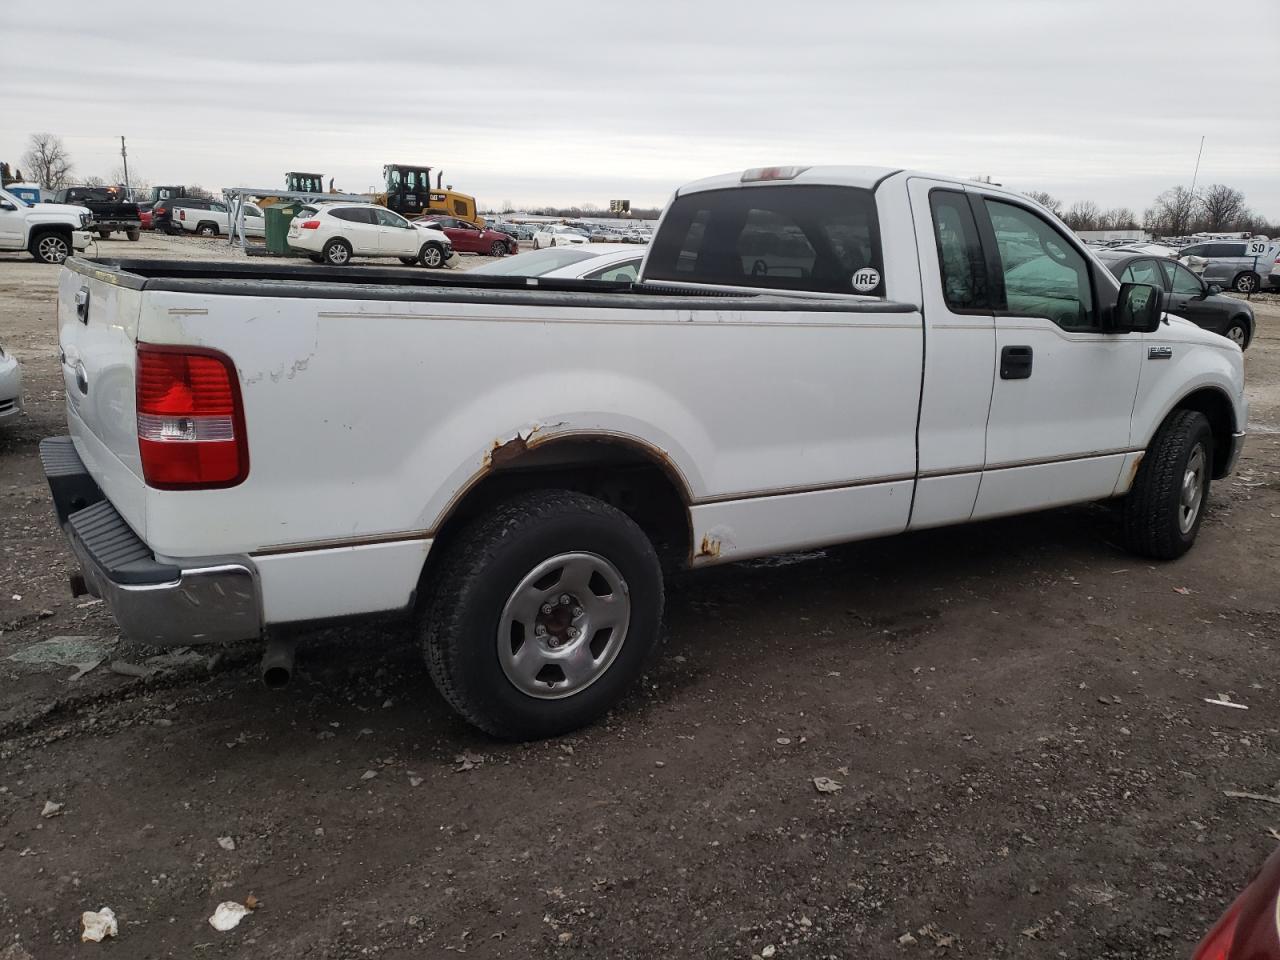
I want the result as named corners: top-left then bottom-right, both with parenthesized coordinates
top-left (1, 235), bottom-right (1278, 959)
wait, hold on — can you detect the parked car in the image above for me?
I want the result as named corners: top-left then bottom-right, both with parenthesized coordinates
top-left (415, 215), bottom-right (517, 256)
top-left (43, 164), bottom-right (1244, 741)
top-left (1098, 251), bottom-right (1255, 348)
top-left (0, 186), bottom-right (94, 263)
top-left (1178, 238), bottom-right (1280, 293)
top-left (532, 224), bottom-right (589, 249)
top-left (287, 201), bottom-right (456, 267)
top-left (50, 185), bottom-right (141, 241)
top-left (137, 202), bottom-right (154, 231)
top-left (1192, 844), bottom-right (1280, 959)
top-left (469, 244), bottom-right (643, 281)
top-left (171, 198), bottom-right (265, 238)
top-left (0, 340), bottom-right (21, 423)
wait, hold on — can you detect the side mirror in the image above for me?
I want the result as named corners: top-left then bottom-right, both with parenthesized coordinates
top-left (1112, 282), bottom-right (1164, 334)
top-left (0, 201), bottom-right (15, 211)
top-left (1206, 283), bottom-right (1222, 296)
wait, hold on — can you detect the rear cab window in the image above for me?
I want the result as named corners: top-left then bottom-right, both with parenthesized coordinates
top-left (644, 185), bottom-right (884, 296)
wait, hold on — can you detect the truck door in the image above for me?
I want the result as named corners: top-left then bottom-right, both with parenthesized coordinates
top-left (0, 190), bottom-right (26, 247)
top-left (968, 192), bottom-right (1143, 519)
top-left (905, 178), bottom-right (996, 529)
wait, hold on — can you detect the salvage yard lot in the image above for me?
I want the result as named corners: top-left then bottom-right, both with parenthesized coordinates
top-left (1, 235), bottom-right (1279, 959)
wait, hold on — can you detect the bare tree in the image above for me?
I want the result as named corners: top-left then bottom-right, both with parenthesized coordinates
top-left (1198, 184), bottom-right (1247, 232)
top-left (1146, 186), bottom-right (1199, 236)
top-left (1098, 207), bottom-right (1138, 230)
top-left (185, 184), bottom-right (213, 200)
top-left (1062, 200), bottom-right (1100, 231)
top-left (1023, 190), bottom-right (1062, 216)
top-left (22, 133), bottom-right (74, 190)
top-left (82, 175), bottom-right (105, 188)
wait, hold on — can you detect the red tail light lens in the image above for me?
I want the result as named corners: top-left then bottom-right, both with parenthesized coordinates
top-left (179, 210), bottom-right (186, 220)
top-left (136, 345), bottom-right (248, 489)
top-left (300, 220), bottom-right (320, 230)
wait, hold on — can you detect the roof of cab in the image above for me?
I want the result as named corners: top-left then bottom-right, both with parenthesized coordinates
top-left (675, 165), bottom-right (1006, 197)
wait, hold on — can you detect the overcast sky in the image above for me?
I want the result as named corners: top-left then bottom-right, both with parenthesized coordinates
top-left (3, 0), bottom-right (1277, 217)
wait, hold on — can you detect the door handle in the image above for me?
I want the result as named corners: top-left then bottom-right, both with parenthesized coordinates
top-left (1000, 345), bottom-right (1033, 380)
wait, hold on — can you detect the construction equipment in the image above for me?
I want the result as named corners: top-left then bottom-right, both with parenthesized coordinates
top-left (376, 164), bottom-right (483, 227)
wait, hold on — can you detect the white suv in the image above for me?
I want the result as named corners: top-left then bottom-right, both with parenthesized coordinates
top-left (287, 202), bottom-right (457, 267)
top-left (0, 187), bottom-right (94, 264)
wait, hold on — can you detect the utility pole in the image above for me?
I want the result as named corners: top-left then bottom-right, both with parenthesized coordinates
top-left (120, 136), bottom-right (130, 196)
top-left (1189, 135), bottom-right (1204, 197)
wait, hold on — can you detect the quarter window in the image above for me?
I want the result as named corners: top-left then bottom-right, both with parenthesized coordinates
top-left (929, 191), bottom-right (989, 311)
top-left (983, 199), bottom-right (1094, 329)
top-left (645, 185), bottom-right (883, 295)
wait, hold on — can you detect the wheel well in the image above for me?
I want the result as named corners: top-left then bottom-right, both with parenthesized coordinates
top-left (197, 220), bottom-right (218, 231)
top-left (29, 224), bottom-right (71, 245)
top-left (1173, 388), bottom-right (1236, 478)
top-left (420, 437), bottom-right (693, 597)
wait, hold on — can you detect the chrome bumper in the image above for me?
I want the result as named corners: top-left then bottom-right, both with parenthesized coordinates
top-left (40, 437), bottom-right (263, 647)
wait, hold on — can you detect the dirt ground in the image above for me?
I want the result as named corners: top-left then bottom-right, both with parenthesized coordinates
top-left (1, 234), bottom-right (1278, 959)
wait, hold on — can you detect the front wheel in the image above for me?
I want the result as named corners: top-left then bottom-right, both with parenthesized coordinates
top-left (1231, 272), bottom-right (1260, 294)
top-left (1224, 319), bottom-right (1250, 349)
top-left (31, 231), bottom-right (71, 264)
top-left (1122, 410), bottom-right (1213, 560)
top-left (418, 243), bottom-right (445, 268)
top-left (421, 490), bottom-right (664, 739)
top-left (490, 240), bottom-right (507, 257)
top-left (97, 230), bottom-right (111, 240)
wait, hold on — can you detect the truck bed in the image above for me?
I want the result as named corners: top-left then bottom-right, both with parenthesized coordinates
top-left (69, 258), bottom-right (915, 312)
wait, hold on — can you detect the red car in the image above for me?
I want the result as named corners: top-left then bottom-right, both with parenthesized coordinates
top-left (138, 203), bottom-right (154, 230)
top-left (1193, 844), bottom-right (1280, 959)
top-left (415, 216), bottom-right (515, 257)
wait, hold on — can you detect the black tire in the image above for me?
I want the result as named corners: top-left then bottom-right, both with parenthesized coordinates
top-left (418, 243), bottom-right (445, 268)
top-left (197, 222), bottom-right (219, 237)
top-left (421, 490), bottom-right (664, 740)
top-left (1231, 271), bottom-right (1260, 294)
top-left (398, 256), bottom-right (418, 266)
top-left (126, 228), bottom-right (140, 241)
top-left (307, 253), bottom-right (324, 263)
top-left (97, 230), bottom-right (111, 240)
top-left (1223, 318), bottom-right (1251, 349)
top-left (30, 230), bottom-right (71, 264)
top-left (490, 240), bottom-right (506, 257)
top-left (322, 238), bottom-right (352, 265)
top-left (1122, 409), bottom-right (1213, 560)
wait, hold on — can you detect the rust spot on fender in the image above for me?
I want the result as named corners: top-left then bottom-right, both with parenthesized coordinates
top-left (696, 534), bottom-right (722, 560)
top-left (1127, 453), bottom-right (1145, 487)
top-left (487, 434), bottom-right (529, 468)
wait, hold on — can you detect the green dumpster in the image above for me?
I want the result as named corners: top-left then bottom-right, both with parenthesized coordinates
top-left (264, 202), bottom-right (303, 256)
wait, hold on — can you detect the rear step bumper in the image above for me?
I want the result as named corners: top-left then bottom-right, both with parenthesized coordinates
top-left (40, 436), bottom-right (263, 647)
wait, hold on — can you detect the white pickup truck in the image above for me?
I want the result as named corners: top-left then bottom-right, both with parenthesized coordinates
top-left (43, 165), bottom-right (1246, 739)
top-left (0, 186), bottom-right (94, 263)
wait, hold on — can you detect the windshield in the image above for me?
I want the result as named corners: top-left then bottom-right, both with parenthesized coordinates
top-left (469, 248), bottom-right (600, 276)
top-left (1, 188), bottom-right (30, 208)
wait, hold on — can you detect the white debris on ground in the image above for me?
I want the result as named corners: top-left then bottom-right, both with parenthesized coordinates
top-left (209, 899), bottom-right (255, 931)
top-left (80, 907), bottom-right (118, 942)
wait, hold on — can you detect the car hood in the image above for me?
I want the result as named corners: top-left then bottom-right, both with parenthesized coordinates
top-left (30, 203), bottom-right (92, 219)
top-left (413, 224), bottom-right (450, 240)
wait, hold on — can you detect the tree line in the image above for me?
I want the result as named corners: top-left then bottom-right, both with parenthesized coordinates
top-left (1024, 184), bottom-right (1276, 237)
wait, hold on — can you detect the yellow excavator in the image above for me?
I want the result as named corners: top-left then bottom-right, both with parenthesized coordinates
top-left (374, 164), bottom-right (484, 227)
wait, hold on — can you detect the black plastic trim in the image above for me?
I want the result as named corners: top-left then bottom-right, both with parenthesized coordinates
top-left (39, 436), bottom-right (104, 525)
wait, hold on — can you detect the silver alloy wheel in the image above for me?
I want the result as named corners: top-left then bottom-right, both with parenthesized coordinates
top-left (38, 235), bottom-right (69, 263)
top-left (327, 243), bottom-right (349, 264)
top-left (1235, 274), bottom-right (1257, 293)
top-left (422, 245), bottom-right (443, 267)
top-left (1227, 324), bottom-right (1247, 346)
top-left (1178, 443), bottom-right (1207, 534)
top-left (497, 551), bottom-right (631, 700)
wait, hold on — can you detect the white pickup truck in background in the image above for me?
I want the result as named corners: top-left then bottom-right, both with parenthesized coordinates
top-left (44, 165), bottom-right (1246, 739)
top-left (171, 198), bottom-right (265, 237)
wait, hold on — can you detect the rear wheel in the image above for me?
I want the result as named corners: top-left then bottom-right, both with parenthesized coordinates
top-left (1232, 271), bottom-right (1260, 294)
top-left (490, 240), bottom-right (507, 257)
top-left (1122, 409), bottom-right (1213, 560)
top-left (419, 243), bottom-right (445, 268)
top-left (322, 238), bottom-right (352, 265)
top-left (126, 228), bottom-right (141, 241)
top-left (31, 231), bottom-right (71, 264)
top-left (197, 222), bottom-right (219, 237)
top-left (307, 253), bottom-right (324, 263)
top-left (421, 490), bottom-right (664, 739)
top-left (97, 230), bottom-right (111, 240)
top-left (1224, 318), bottom-right (1251, 349)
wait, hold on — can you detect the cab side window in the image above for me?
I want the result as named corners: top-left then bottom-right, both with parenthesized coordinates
top-left (586, 262), bottom-right (640, 282)
top-left (983, 199), bottom-right (1095, 330)
top-left (929, 191), bottom-right (989, 311)
top-left (1160, 260), bottom-right (1203, 295)
top-left (1119, 259), bottom-right (1163, 287)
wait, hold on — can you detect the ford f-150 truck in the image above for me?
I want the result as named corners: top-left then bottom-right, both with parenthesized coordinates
top-left (43, 165), bottom-right (1246, 739)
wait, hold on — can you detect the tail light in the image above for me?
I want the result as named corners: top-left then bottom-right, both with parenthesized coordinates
top-left (136, 344), bottom-right (248, 489)
top-left (299, 220), bottom-right (320, 230)
top-left (1192, 896), bottom-right (1242, 960)
top-left (155, 206), bottom-right (167, 216)
top-left (179, 210), bottom-right (186, 221)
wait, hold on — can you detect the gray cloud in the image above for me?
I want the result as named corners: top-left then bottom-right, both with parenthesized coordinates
top-left (3, 0), bottom-right (1276, 216)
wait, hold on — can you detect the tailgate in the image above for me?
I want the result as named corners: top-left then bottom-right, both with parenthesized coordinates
top-left (56, 264), bottom-right (148, 537)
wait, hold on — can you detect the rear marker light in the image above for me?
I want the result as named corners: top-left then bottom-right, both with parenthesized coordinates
top-left (136, 345), bottom-right (248, 489)
top-left (741, 165), bottom-right (810, 182)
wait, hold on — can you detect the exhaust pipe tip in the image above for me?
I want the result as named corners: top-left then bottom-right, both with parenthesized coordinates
top-left (260, 636), bottom-right (296, 690)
